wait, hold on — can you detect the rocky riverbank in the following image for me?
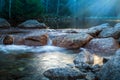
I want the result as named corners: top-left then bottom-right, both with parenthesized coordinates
top-left (0, 18), bottom-right (120, 80)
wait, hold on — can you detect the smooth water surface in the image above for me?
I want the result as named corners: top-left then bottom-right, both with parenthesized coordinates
top-left (0, 45), bottom-right (76, 80)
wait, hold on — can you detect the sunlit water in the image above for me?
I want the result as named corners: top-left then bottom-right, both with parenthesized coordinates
top-left (0, 45), bottom-right (76, 80)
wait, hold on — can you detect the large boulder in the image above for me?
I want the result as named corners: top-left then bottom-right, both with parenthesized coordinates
top-left (18, 20), bottom-right (47, 29)
top-left (85, 37), bottom-right (119, 56)
top-left (99, 26), bottom-right (120, 39)
top-left (73, 48), bottom-right (94, 65)
top-left (3, 35), bottom-right (14, 45)
top-left (0, 18), bottom-right (10, 29)
top-left (53, 33), bottom-right (93, 49)
top-left (114, 23), bottom-right (120, 29)
top-left (73, 49), bottom-right (101, 73)
top-left (15, 34), bottom-right (48, 46)
top-left (98, 49), bottom-right (120, 80)
top-left (43, 68), bottom-right (86, 80)
top-left (87, 23), bottom-right (110, 37)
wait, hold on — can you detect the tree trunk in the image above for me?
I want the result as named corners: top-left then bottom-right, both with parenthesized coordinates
top-left (56, 0), bottom-right (60, 16)
top-left (9, 0), bottom-right (12, 19)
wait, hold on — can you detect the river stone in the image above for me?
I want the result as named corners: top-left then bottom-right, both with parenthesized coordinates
top-left (86, 72), bottom-right (96, 80)
top-left (99, 27), bottom-right (120, 39)
top-left (114, 23), bottom-right (120, 29)
top-left (18, 20), bottom-right (47, 29)
top-left (87, 23), bottom-right (110, 37)
top-left (53, 33), bottom-right (93, 49)
top-left (0, 18), bottom-right (10, 29)
top-left (98, 50), bottom-right (120, 80)
top-left (115, 49), bottom-right (120, 56)
top-left (43, 68), bottom-right (86, 80)
top-left (16, 34), bottom-right (48, 46)
top-left (3, 35), bottom-right (14, 45)
top-left (85, 37), bottom-right (119, 56)
top-left (73, 48), bottom-right (94, 65)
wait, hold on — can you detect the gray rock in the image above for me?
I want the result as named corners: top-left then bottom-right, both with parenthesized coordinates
top-left (87, 23), bottom-right (110, 37)
top-left (115, 49), bottom-right (120, 56)
top-left (92, 64), bottom-right (101, 72)
top-left (73, 48), bottom-right (94, 65)
top-left (43, 68), bottom-right (86, 80)
top-left (85, 37), bottom-right (119, 56)
top-left (98, 50), bottom-right (120, 80)
top-left (18, 20), bottom-right (47, 29)
top-left (114, 23), bottom-right (120, 29)
top-left (0, 18), bottom-right (10, 29)
top-left (75, 62), bottom-right (92, 72)
top-left (99, 27), bottom-right (120, 39)
top-left (86, 72), bottom-right (96, 80)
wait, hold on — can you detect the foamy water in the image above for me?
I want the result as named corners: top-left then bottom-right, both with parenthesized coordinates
top-left (0, 45), bottom-right (66, 54)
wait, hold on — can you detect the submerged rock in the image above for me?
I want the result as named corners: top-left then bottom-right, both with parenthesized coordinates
top-left (3, 35), bottom-right (14, 45)
top-left (98, 49), bottom-right (120, 80)
top-left (18, 20), bottom-right (48, 29)
top-left (85, 37), bottom-right (119, 56)
top-left (43, 68), bottom-right (86, 80)
top-left (53, 33), bottom-right (93, 49)
top-left (16, 34), bottom-right (48, 46)
top-left (0, 18), bottom-right (11, 29)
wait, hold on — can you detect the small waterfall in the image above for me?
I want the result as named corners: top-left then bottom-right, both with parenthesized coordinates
top-left (0, 35), bottom-right (5, 44)
top-left (47, 36), bottom-right (52, 45)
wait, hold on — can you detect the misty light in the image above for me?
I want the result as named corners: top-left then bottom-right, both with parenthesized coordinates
top-left (89, 0), bottom-right (116, 17)
top-left (68, 0), bottom-right (118, 17)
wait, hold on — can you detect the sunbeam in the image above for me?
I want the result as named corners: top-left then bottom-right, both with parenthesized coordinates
top-left (89, 0), bottom-right (116, 17)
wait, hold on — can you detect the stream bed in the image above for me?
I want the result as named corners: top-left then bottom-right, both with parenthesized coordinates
top-left (0, 45), bottom-right (76, 80)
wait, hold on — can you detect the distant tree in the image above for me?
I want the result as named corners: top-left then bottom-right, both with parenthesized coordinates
top-left (8, 0), bottom-right (12, 19)
top-left (0, 0), bottom-right (44, 19)
top-left (11, 0), bottom-right (44, 19)
top-left (42, 0), bottom-right (71, 16)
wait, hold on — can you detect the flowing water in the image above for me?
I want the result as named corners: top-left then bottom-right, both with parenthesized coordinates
top-left (0, 45), bottom-right (76, 80)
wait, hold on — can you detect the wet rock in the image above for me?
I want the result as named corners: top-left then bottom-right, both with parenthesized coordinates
top-left (91, 64), bottom-right (101, 73)
top-left (86, 72), bottom-right (96, 80)
top-left (64, 29), bottom-right (78, 33)
top-left (115, 49), bottom-right (120, 56)
top-left (85, 37), bottom-right (119, 56)
top-left (0, 18), bottom-right (10, 29)
top-left (99, 27), bottom-right (120, 39)
top-left (3, 35), bottom-right (14, 45)
top-left (87, 23), bottom-right (110, 37)
top-left (75, 62), bottom-right (92, 72)
top-left (16, 34), bottom-right (48, 46)
top-left (66, 64), bottom-right (75, 68)
top-left (18, 20), bottom-right (48, 29)
top-left (53, 33), bottom-right (93, 49)
top-left (114, 23), bottom-right (120, 29)
top-left (43, 68), bottom-right (86, 80)
top-left (98, 50), bottom-right (120, 80)
top-left (73, 48), bottom-right (94, 65)
top-left (118, 37), bottom-right (120, 44)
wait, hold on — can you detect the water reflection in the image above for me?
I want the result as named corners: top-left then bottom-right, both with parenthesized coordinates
top-left (0, 45), bottom-right (76, 80)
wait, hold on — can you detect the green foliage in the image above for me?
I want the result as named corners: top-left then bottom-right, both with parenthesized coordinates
top-left (0, 0), bottom-right (44, 19)
top-left (12, 0), bottom-right (44, 19)
top-left (0, 0), bottom-right (72, 19)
